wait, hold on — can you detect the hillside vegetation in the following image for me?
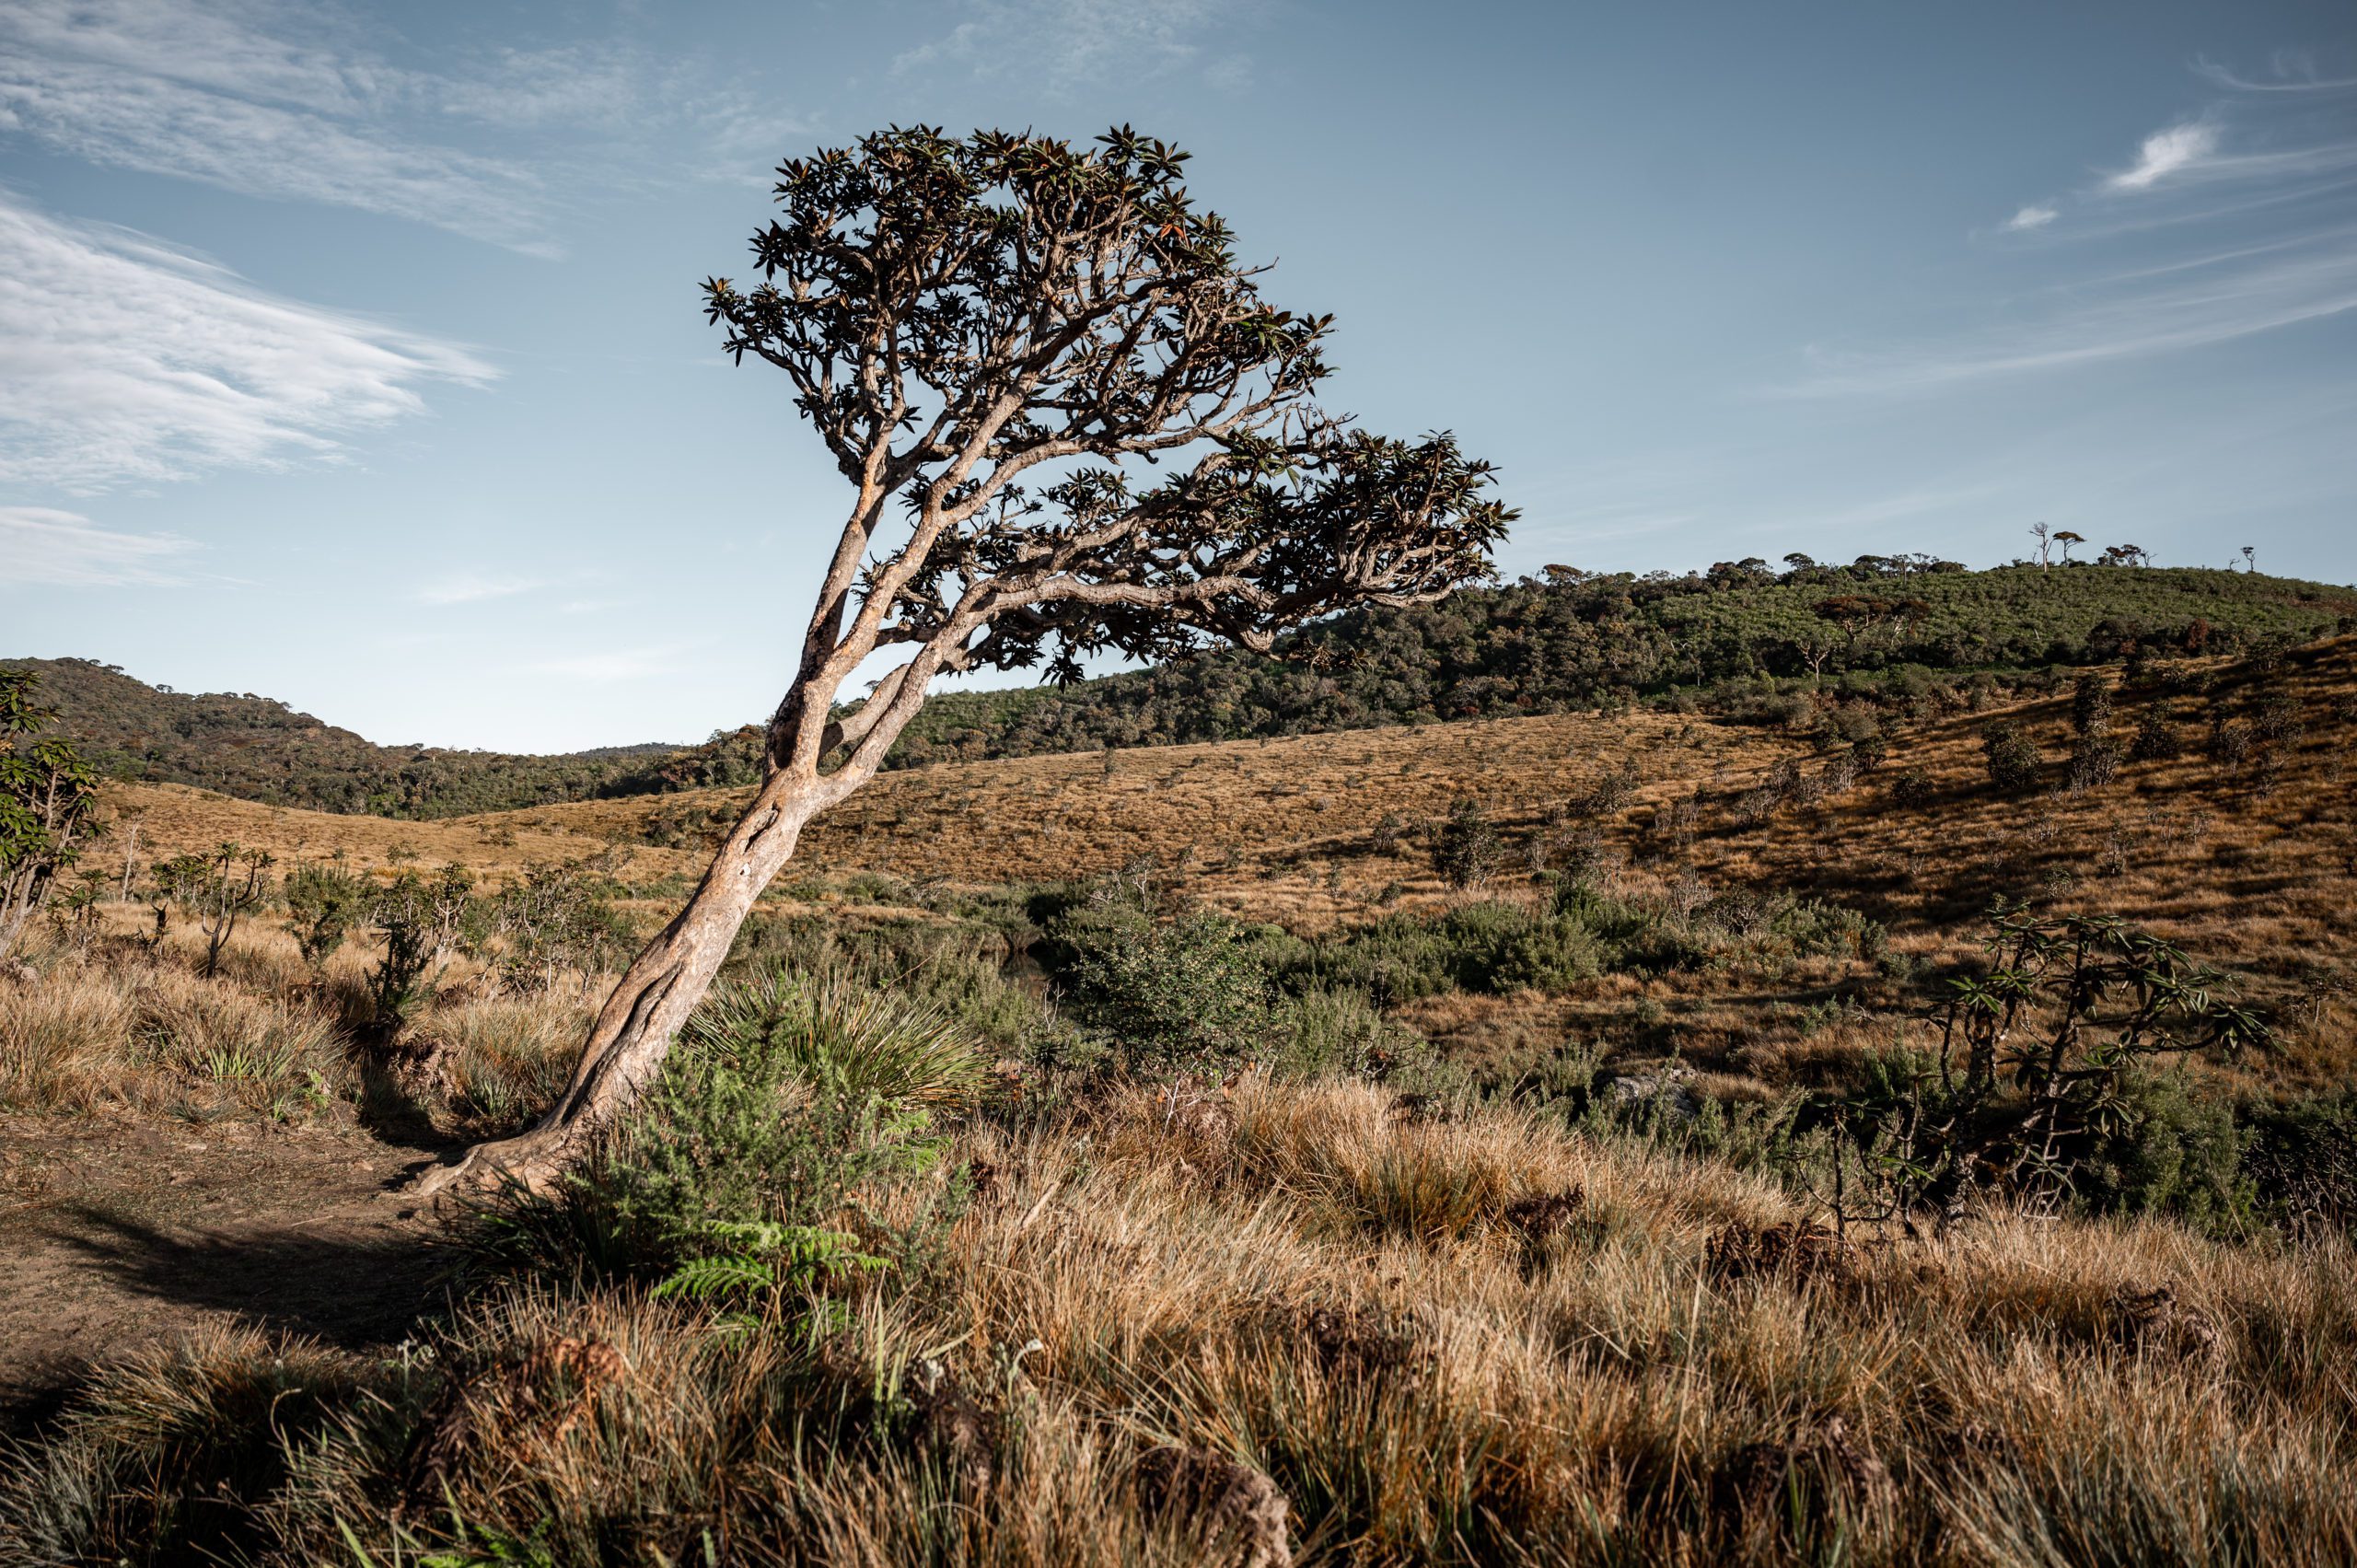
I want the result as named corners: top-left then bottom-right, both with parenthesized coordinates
top-left (80, 632), bottom-right (2357, 1098)
top-left (6, 631), bottom-right (2356, 1565)
top-left (0, 657), bottom-right (670, 819)
top-left (15, 562), bottom-right (2353, 818)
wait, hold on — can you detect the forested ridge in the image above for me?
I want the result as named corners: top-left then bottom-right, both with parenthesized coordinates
top-left (13, 559), bottom-right (2353, 817)
top-left (656, 559), bottom-right (2357, 781)
top-left (0, 656), bottom-right (671, 818)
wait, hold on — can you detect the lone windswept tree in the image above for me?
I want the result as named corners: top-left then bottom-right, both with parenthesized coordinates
top-left (422, 126), bottom-right (1513, 1191)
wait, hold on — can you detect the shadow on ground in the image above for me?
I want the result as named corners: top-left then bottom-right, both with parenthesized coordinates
top-left (1, 1202), bottom-right (448, 1440)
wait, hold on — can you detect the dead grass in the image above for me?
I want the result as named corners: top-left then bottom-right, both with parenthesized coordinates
top-left (1, 946), bottom-right (348, 1116)
top-left (6, 1074), bottom-right (2350, 1564)
top-left (84, 638), bottom-right (2357, 1098)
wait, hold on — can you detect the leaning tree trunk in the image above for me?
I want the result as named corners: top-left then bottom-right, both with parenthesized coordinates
top-left (412, 762), bottom-right (824, 1196)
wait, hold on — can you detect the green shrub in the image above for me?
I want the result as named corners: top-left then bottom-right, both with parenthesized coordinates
top-left (1058, 911), bottom-right (1277, 1075)
top-left (1981, 722), bottom-right (2043, 793)
top-left (2069, 733), bottom-right (2124, 791)
top-left (1765, 897), bottom-right (1887, 962)
top-left (463, 987), bottom-right (953, 1292)
top-left (682, 967), bottom-right (987, 1109)
top-left (280, 858), bottom-right (366, 973)
top-left (2129, 703), bottom-right (2184, 761)
top-left (2071, 672), bottom-right (2114, 737)
top-left (1433, 798), bottom-right (1504, 889)
top-left (2243, 1093), bottom-right (2357, 1237)
top-left (726, 909), bottom-right (1065, 1063)
top-left (1274, 987), bottom-right (1434, 1081)
top-left (2072, 1069), bottom-right (2251, 1236)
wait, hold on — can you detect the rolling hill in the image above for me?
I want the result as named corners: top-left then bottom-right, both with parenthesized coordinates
top-left (14, 560), bottom-right (2353, 819)
top-left (91, 630), bottom-right (2357, 1092)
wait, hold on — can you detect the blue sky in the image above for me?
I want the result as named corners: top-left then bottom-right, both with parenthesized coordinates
top-left (4, 0), bottom-right (2353, 751)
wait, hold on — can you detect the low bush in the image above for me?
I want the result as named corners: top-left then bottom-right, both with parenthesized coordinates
top-left (1981, 721), bottom-right (2044, 793)
top-left (2244, 1093), bottom-right (2357, 1238)
top-left (2073, 1067), bottom-right (2253, 1236)
top-left (1057, 910), bottom-right (1277, 1076)
top-left (1275, 887), bottom-right (1885, 1006)
top-left (462, 978), bottom-right (964, 1296)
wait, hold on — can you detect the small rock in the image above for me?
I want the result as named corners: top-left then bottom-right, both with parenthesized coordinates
top-left (1604, 1066), bottom-right (1700, 1122)
top-left (1134, 1444), bottom-right (1292, 1568)
top-left (2107, 1283), bottom-right (2224, 1364)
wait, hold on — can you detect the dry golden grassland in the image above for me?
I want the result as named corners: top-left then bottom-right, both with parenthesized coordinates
top-left (95, 637), bottom-right (2355, 1096)
top-left (95, 782), bottom-right (708, 888)
top-left (6, 1072), bottom-right (2352, 1563)
top-left (1, 920), bottom-right (592, 1136)
top-left (6, 650), bottom-right (2356, 1563)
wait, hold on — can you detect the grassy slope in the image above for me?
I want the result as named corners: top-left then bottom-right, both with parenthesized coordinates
top-left (18, 563), bottom-right (2355, 816)
top-left (95, 633), bottom-right (2357, 1096)
top-left (7, 653), bottom-right (2354, 1563)
top-left (9, 1074), bottom-right (2352, 1563)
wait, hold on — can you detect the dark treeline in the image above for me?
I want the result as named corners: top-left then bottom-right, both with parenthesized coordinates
top-left (14, 559), bottom-right (2355, 817)
top-left (646, 559), bottom-right (2357, 783)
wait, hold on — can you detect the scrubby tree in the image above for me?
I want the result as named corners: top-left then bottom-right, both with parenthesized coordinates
top-left (2069, 731), bottom-right (2122, 792)
top-left (424, 127), bottom-right (1511, 1191)
top-left (154, 842), bottom-right (274, 977)
top-left (493, 859), bottom-right (625, 996)
top-left (1, 671), bottom-right (100, 966)
top-left (1434, 798), bottom-right (1504, 889)
top-left (284, 854), bottom-right (368, 977)
top-left (1826, 905), bottom-right (2270, 1225)
top-left (2070, 672), bottom-right (2113, 738)
top-left (362, 863), bottom-right (481, 1042)
top-left (2129, 703), bottom-right (2183, 761)
top-left (1980, 722), bottom-right (2043, 794)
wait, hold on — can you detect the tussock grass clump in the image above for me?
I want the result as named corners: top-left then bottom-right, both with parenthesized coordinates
top-left (683, 966), bottom-right (989, 1111)
top-left (0, 965), bottom-right (136, 1110)
top-left (0, 952), bottom-right (349, 1113)
top-left (417, 993), bottom-right (591, 1132)
top-left (0, 1323), bottom-right (372, 1565)
top-left (132, 965), bottom-right (342, 1105)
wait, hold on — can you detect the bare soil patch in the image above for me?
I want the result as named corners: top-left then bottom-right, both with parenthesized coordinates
top-left (0, 1112), bottom-right (453, 1434)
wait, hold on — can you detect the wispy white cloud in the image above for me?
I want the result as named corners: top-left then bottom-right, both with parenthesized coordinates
top-left (0, 505), bottom-right (194, 586)
top-left (895, 0), bottom-right (1248, 90)
top-left (0, 2), bottom-right (807, 248)
top-left (1780, 236), bottom-right (2357, 397)
top-left (2107, 120), bottom-right (2222, 192)
top-left (0, 190), bottom-right (493, 490)
top-left (1866, 64), bottom-right (2357, 399)
top-left (2193, 52), bottom-right (2357, 95)
top-left (0, 0), bottom-right (559, 250)
top-left (417, 571), bottom-right (546, 606)
top-left (528, 647), bottom-right (679, 681)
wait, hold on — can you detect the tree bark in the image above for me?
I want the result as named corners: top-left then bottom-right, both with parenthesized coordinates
top-left (412, 761), bottom-right (823, 1196)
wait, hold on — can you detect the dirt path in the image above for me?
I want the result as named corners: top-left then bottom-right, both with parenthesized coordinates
top-left (0, 1112), bottom-right (455, 1434)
